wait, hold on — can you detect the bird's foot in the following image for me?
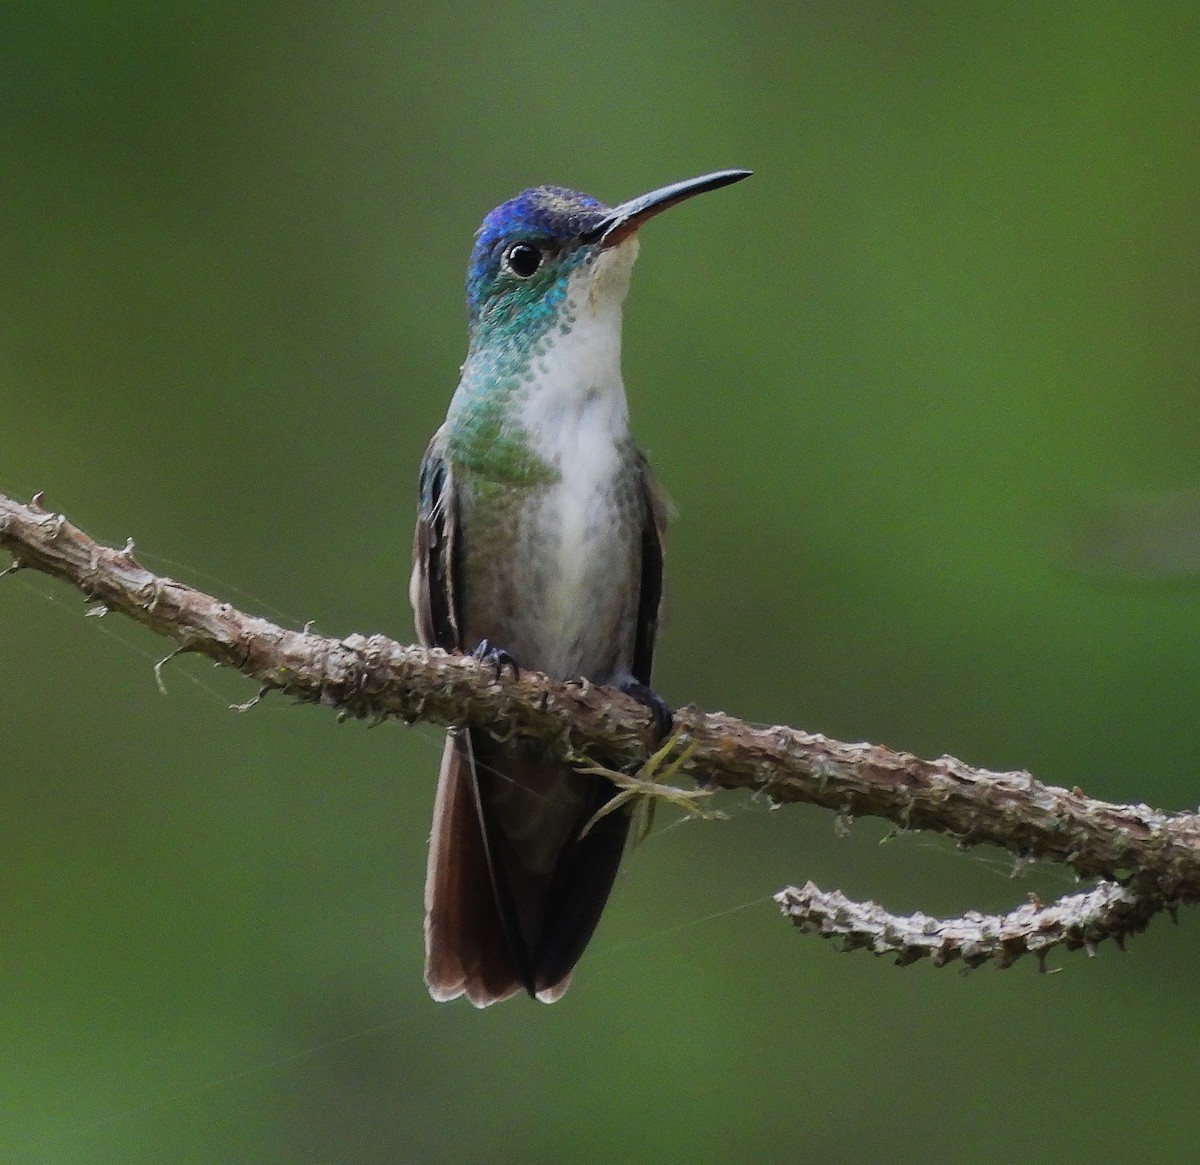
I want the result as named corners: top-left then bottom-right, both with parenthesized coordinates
top-left (471, 639), bottom-right (520, 681)
top-left (617, 679), bottom-right (673, 740)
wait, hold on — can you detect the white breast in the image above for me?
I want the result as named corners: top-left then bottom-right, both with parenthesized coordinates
top-left (511, 249), bottom-right (640, 678)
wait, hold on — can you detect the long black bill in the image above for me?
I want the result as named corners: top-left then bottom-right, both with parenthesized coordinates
top-left (585, 168), bottom-right (752, 248)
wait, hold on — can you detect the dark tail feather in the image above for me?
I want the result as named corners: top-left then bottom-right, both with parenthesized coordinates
top-left (424, 735), bottom-right (524, 1007)
top-left (532, 776), bottom-right (631, 999)
top-left (425, 731), bottom-right (632, 1005)
top-left (470, 733), bottom-right (632, 1003)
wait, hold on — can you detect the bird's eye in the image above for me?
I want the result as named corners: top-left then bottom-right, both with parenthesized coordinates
top-left (503, 242), bottom-right (543, 278)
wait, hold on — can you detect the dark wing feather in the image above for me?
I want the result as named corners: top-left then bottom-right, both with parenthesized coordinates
top-left (410, 431), bottom-right (459, 652)
top-left (415, 433), bottom-right (525, 1005)
top-left (632, 452), bottom-right (670, 684)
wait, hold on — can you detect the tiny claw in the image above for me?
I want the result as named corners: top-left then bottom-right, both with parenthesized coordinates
top-left (471, 639), bottom-right (520, 681)
top-left (618, 679), bottom-right (673, 740)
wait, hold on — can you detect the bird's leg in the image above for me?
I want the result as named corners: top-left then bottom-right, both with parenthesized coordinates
top-left (471, 639), bottom-right (520, 681)
top-left (616, 679), bottom-right (673, 740)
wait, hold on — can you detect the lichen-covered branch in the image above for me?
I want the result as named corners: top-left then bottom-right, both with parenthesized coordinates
top-left (3, 489), bottom-right (1198, 967)
top-left (774, 880), bottom-right (1162, 970)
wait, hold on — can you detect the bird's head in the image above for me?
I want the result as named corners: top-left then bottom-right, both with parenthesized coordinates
top-left (464, 170), bottom-right (751, 351)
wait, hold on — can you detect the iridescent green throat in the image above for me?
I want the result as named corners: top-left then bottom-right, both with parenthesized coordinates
top-left (446, 253), bottom-right (588, 488)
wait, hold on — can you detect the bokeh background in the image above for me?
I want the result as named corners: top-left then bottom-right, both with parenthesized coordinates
top-left (3, 3), bottom-right (1199, 1161)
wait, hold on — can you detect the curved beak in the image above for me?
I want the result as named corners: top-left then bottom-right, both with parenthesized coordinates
top-left (585, 168), bottom-right (752, 248)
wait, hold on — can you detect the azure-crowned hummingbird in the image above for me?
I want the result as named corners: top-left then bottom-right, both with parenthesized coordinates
top-left (411, 169), bottom-right (751, 1006)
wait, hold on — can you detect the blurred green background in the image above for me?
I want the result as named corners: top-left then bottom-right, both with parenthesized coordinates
top-left (3, 3), bottom-right (1199, 1161)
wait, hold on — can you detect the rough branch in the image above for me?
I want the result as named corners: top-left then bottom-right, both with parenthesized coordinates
top-left (3, 490), bottom-right (1196, 968)
top-left (774, 880), bottom-right (1163, 970)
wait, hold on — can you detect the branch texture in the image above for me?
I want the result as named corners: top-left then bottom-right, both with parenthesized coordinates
top-left (3, 490), bottom-right (1197, 966)
top-left (775, 881), bottom-right (1161, 970)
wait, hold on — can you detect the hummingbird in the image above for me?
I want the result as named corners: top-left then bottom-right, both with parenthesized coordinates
top-left (411, 169), bottom-right (751, 1006)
